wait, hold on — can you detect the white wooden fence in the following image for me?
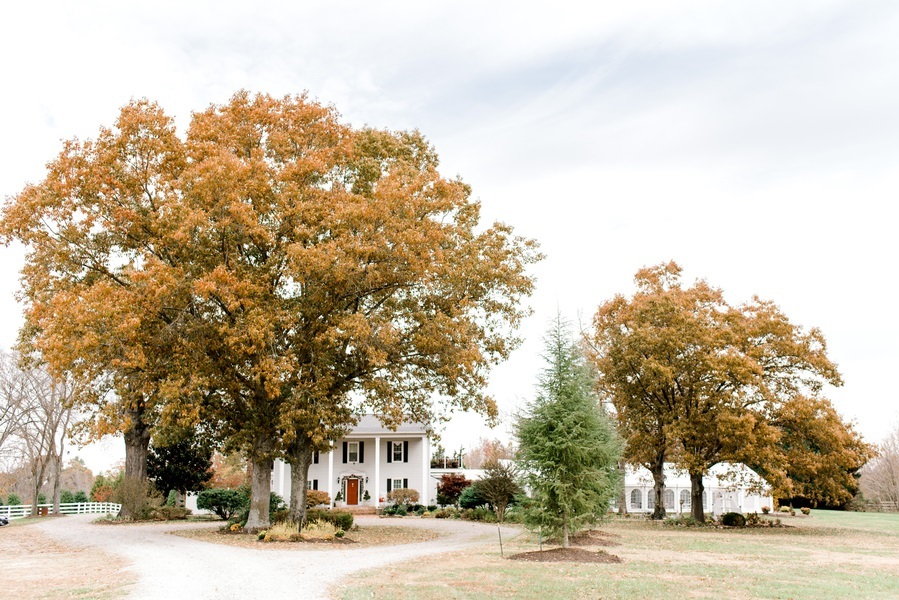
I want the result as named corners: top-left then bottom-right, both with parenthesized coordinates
top-left (1, 502), bottom-right (121, 520)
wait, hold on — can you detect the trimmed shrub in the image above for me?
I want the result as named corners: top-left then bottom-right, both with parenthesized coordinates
top-left (305, 509), bottom-right (353, 531)
top-left (73, 490), bottom-right (89, 503)
top-left (6, 494), bottom-right (21, 506)
top-left (37, 492), bottom-right (47, 504)
top-left (387, 488), bottom-right (419, 506)
top-left (60, 490), bottom-right (75, 504)
top-left (382, 505), bottom-right (396, 516)
top-left (148, 506), bottom-right (191, 520)
top-left (779, 506), bottom-right (792, 513)
top-left (721, 512), bottom-right (746, 527)
top-left (801, 507), bottom-right (811, 515)
top-left (427, 505), bottom-right (437, 512)
top-left (306, 490), bottom-right (330, 508)
top-left (395, 505), bottom-right (408, 517)
top-left (761, 506), bottom-right (770, 514)
top-left (197, 488), bottom-right (248, 520)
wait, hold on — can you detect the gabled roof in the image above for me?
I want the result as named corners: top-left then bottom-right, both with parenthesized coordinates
top-left (344, 414), bottom-right (429, 436)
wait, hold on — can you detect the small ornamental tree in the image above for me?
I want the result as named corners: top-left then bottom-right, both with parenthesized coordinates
top-left (387, 488), bottom-right (420, 506)
top-left (516, 316), bottom-right (623, 548)
top-left (437, 472), bottom-right (471, 507)
top-left (476, 461), bottom-right (520, 523)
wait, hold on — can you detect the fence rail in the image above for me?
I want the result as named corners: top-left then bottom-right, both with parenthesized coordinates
top-left (1, 502), bottom-right (121, 520)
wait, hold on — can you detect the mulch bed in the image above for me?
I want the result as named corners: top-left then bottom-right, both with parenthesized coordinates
top-left (508, 548), bottom-right (622, 563)
top-left (568, 530), bottom-right (620, 547)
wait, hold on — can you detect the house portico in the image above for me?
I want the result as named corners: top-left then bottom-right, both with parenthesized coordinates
top-left (271, 416), bottom-right (431, 508)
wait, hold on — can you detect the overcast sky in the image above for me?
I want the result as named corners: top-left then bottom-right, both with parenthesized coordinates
top-left (2, 0), bottom-right (897, 472)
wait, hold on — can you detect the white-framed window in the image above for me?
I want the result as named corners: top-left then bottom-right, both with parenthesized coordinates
top-left (393, 478), bottom-right (404, 491)
top-left (647, 492), bottom-right (655, 510)
top-left (348, 442), bottom-right (359, 463)
top-left (680, 489), bottom-right (691, 508)
top-left (306, 479), bottom-right (318, 491)
top-left (630, 489), bottom-right (642, 509)
top-left (664, 489), bottom-right (675, 509)
top-left (392, 442), bottom-right (404, 462)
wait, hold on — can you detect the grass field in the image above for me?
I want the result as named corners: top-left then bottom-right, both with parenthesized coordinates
top-left (335, 511), bottom-right (899, 599)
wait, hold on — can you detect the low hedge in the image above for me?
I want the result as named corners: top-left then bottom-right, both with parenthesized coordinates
top-left (305, 509), bottom-right (353, 531)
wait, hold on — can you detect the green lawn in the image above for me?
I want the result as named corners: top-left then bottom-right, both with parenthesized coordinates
top-left (334, 511), bottom-right (899, 599)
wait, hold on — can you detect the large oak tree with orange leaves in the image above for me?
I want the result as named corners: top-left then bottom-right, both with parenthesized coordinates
top-left (1, 92), bottom-right (540, 527)
top-left (587, 262), bottom-right (866, 521)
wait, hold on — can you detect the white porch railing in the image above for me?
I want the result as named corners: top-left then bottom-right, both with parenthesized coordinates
top-left (0, 502), bottom-right (122, 520)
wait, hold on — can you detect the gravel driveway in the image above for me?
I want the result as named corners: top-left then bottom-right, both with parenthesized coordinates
top-left (36, 515), bottom-right (520, 599)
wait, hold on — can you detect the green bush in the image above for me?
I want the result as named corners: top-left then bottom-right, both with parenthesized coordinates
top-left (166, 490), bottom-right (178, 507)
top-left (433, 507), bottom-right (459, 519)
top-left (801, 507), bottom-right (811, 515)
top-left (6, 494), bottom-right (21, 506)
top-left (305, 509), bottom-right (353, 531)
top-left (460, 507), bottom-right (496, 522)
top-left (664, 515), bottom-right (701, 527)
top-left (60, 490), bottom-right (75, 504)
top-left (395, 505), bottom-right (408, 517)
top-left (427, 505), bottom-right (437, 512)
top-left (721, 512), bottom-right (746, 527)
top-left (197, 489), bottom-right (248, 520)
top-left (779, 505), bottom-right (792, 513)
top-left (37, 492), bottom-right (47, 504)
top-left (382, 505), bottom-right (397, 516)
top-left (73, 490), bottom-right (89, 503)
top-left (459, 484), bottom-right (489, 509)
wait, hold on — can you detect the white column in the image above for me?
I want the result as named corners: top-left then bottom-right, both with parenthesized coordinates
top-left (374, 437), bottom-right (381, 508)
top-left (422, 434), bottom-right (430, 505)
top-left (328, 445), bottom-right (334, 507)
top-left (280, 460), bottom-right (288, 499)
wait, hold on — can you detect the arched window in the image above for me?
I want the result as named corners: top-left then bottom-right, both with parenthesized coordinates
top-left (664, 489), bottom-right (675, 509)
top-left (630, 489), bottom-right (642, 509)
top-left (702, 492), bottom-right (708, 509)
top-left (646, 492), bottom-right (655, 510)
top-left (680, 489), bottom-right (691, 509)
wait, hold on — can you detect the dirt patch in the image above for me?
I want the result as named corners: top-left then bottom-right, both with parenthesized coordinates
top-left (569, 529), bottom-right (621, 547)
top-left (169, 523), bottom-right (440, 549)
top-left (509, 547), bottom-right (623, 563)
top-left (1, 519), bottom-right (133, 598)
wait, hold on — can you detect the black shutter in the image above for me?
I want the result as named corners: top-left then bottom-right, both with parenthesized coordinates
top-left (359, 442), bottom-right (364, 464)
top-left (313, 479), bottom-right (318, 491)
top-left (403, 478), bottom-right (408, 488)
top-left (387, 479), bottom-right (392, 493)
top-left (342, 441), bottom-right (348, 463)
top-left (387, 441), bottom-right (393, 463)
top-left (403, 441), bottom-right (409, 463)
top-left (313, 451), bottom-right (319, 464)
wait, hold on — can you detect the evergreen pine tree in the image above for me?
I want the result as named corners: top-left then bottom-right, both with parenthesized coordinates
top-left (516, 315), bottom-right (623, 547)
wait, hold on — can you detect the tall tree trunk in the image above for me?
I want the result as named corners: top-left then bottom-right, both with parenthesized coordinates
top-left (51, 451), bottom-right (62, 515)
top-left (286, 434), bottom-right (313, 526)
top-left (29, 455), bottom-right (49, 517)
top-left (245, 455), bottom-right (274, 532)
top-left (649, 454), bottom-right (666, 520)
top-left (119, 405), bottom-right (152, 519)
top-left (690, 471), bottom-right (706, 523)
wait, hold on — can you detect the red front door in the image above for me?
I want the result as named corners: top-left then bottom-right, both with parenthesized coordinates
top-left (347, 478), bottom-right (359, 505)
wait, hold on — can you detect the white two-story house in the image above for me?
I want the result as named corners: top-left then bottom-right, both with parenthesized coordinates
top-left (271, 415), bottom-right (431, 508)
